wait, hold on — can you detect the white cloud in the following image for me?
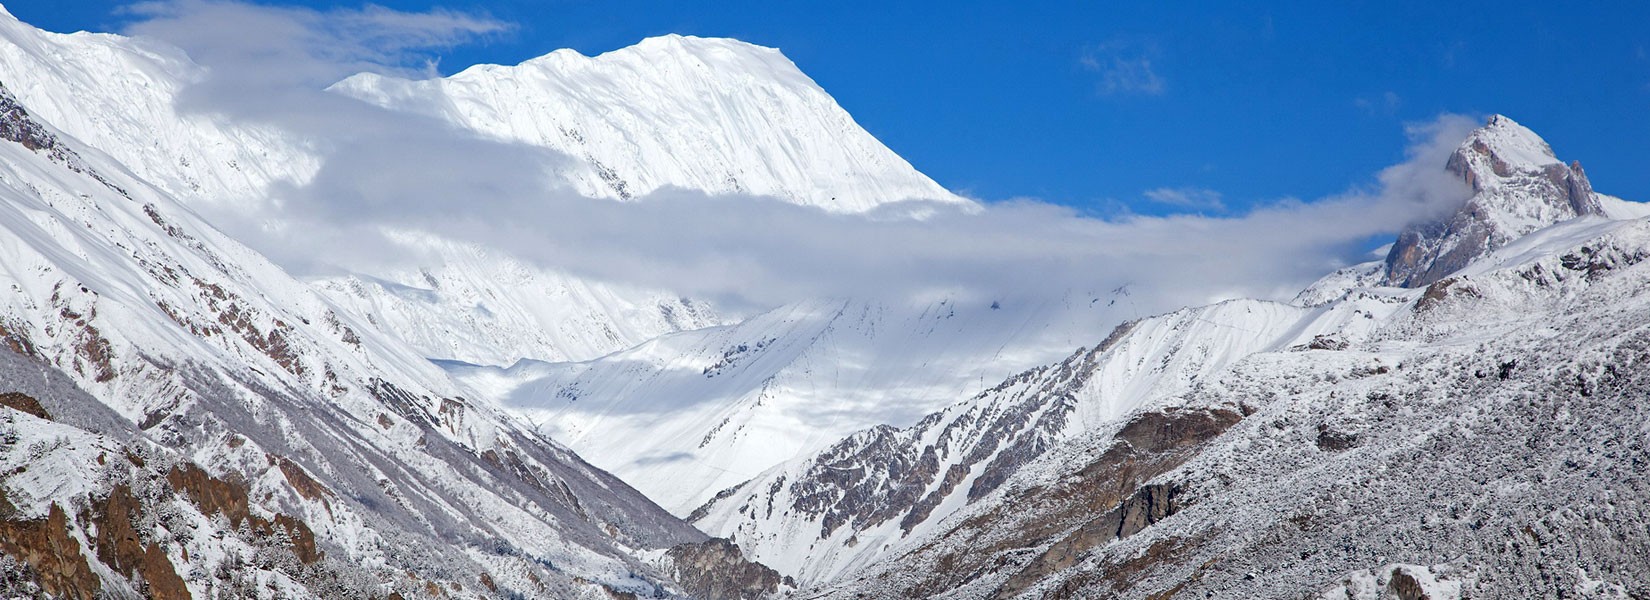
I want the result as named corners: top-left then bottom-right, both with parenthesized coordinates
top-left (123, 0), bottom-right (508, 121)
top-left (124, 2), bottom-right (1479, 318)
top-left (1080, 41), bottom-right (1166, 96)
top-left (1143, 187), bottom-right (1225, 212)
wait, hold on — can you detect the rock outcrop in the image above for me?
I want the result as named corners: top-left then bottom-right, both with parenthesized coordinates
top-left (661, 538), bottom-right (794, 600)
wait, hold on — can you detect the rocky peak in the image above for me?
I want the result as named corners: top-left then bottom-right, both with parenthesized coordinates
top-left (1383, 115), bottom-right (1603, 288)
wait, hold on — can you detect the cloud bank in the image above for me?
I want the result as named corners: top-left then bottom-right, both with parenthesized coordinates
top-left (122, 1), bottom-right (1477, 316)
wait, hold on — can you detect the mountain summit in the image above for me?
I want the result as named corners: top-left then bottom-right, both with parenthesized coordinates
top-left (1383, 114), bottom-right (1603, 287)
top-left (333, 34), bottom-right (966, 212)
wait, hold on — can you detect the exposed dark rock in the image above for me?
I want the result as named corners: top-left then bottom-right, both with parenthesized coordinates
top-left (1115, 483), bottom-right (1179, 540)
top-left (0, 81), bottom-right (126, 196)
top-left (1038, 535), bottom-right (1205, 600)
top-left (1389, 567), bottom-right (1431, 600)
top-left (1316, 423), bottom-right (1359, 451)
top-left (982, 411), bottom-right (1241, 599)
top-left (0, 392), bottom-right (49, 421)
top-left (1307, 334), bottom-right (1349, 351)
top-left (0, 504), bottom-right (100, 599)
top-left (86, 484), bottom-right (189, 600)
top-left (1413, 277), bottom-right (1480, 313)
top-left (662, 538), bottom-right (792, 600)
top-left (166, 463), bottom-right (323, 564)
top-left (872, 407), bottom-right (1239, 599)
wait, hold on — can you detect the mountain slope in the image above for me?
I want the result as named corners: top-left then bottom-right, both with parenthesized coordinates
top-left (680, 117), bottom-right (1650, 595)
top-left (684, 294), bottom-right (1402, 584)
top-left (0, 43), bottom-right (760, 598)
top-left (816, 213), bottom-right (1650, 599)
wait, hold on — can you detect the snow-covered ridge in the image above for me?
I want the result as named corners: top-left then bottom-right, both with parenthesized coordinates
top-left (773, 210), bottom-right (1650, 598)
top-left (684, 292), bottom-right (1407, 583)
top-left (332, 34), bottom-right (968, 212)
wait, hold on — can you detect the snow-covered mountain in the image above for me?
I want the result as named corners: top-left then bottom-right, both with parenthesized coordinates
top-left (449, 113), bottom-right (1617, 525)
top-left (0, 1), bottom-right (1075, 530)
top-left (0, 10), bottom-right (791, 598)
top-left (331, 34), bottom-right (966, 212)
top-left (0, 6), bottom-right (738, 370)
top-left (309, 34), bottom-right (975, 368)
top-left (806, 211), bottom-right (1650, 599)
top-left (681, 116), bottom-right (1650, 597)
top-left (2, 1), bottom-right (1647, 597)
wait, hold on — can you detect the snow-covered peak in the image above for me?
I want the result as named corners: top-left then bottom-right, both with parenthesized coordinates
top-left (1381, 115), bottom-right (1603, 288)
top-left (333, 35), bottom-right (968, 212)
top-left (1458, 114), bottom-right (1563, 172)
top-left (517, 34), bottom-right (816, 90)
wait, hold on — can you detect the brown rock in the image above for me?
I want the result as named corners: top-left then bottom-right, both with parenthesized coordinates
top-left (0, 504), bottom-right (101, 599)
top-left (87, 485), bottom-right (188, 600)
top-left (0, 391), bottom-right (49, 420)
top-left (167, 463), bottom-right (324, 564)
top-left (663, 538), bottom-right (792, 600)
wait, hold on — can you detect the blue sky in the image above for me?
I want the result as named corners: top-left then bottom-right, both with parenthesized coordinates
top-left (16, 1), bottom-right (1650, 215)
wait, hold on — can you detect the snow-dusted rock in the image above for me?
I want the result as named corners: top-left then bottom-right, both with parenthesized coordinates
top-left (1383, 115), bottom-right (1604, 288)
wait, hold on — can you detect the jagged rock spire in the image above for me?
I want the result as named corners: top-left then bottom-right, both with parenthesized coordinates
top-left (1382, 115), bottom-right (1603, 288)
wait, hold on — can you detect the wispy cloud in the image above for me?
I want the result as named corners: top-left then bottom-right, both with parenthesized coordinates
top-left (1440, 40), bottom-right (1466, 69)
top-left (124, 1), bottom-right (1479, 318)
top-left (124, 0), bottom-right (508, 115)
top-left (1355, 91), bottom-right (1403, 116)
top-left (1143, 187), bottom-right (1225, 212)
top-left (1079, 40), bottom-right (1166, 96)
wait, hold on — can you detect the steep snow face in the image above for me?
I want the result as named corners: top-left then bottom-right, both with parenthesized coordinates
top-left (1383, 115), bottom-right (1603, 288)
top-left (0, 5), bottom-right (313, 209)
top-left (332, 34), bottom-right (968, 212)
top-left (449, 292), bottom-right (1138, 514)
